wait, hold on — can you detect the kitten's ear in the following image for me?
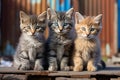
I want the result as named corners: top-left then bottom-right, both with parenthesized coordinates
top-left (75, 12), bottom-right (84, 24)
top-left (94, 14), bottom-right (102, 24)
top-left (38, 11), bottom-right (47, 21)
top-left (47, 8), bottom-right (56, 19)
top-left (66, 8), bottom-right (74, 19)
top-left (19, 11), bottom-right (29, 23)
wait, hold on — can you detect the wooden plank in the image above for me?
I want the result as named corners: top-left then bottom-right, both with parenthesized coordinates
top-left (0, 67), bottom-right (56, 75)
top-left (111, 78), bottom-right (120, 80)
top-left (27, 75), bottom-right (52, 80)
top-left (56, 77), bottom-right (94, 80)
top-left (0, 66), bottom-right (120, 77)
top-left (0, 74), bottom-right (3, 80)
top-left (0, 66), bottom-right (120, 80)
top-left (2, 74), bottom-right (27, 80)
top-left (48, 71), bottom-right (120, 77)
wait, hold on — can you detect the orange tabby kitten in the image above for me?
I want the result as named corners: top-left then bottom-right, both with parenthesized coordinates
top-left (73, 12), bottom-right (105, 71)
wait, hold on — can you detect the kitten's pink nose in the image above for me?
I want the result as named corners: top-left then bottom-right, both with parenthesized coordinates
top-left (31, 28), bottom-right (35, 34)
top-left (60, 30), bottom-right (62, 32)
top-left (86, 32), bottom-right (90, 37)
top-left (59, 26), bottom-right (63, 31)
top-left (87, 34), bottom-right (90, 37)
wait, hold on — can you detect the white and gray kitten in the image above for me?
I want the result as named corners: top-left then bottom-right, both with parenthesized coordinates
top-left (13, 11), bottom-right (47, 70)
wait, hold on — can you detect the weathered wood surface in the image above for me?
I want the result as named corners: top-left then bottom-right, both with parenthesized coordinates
top-left (0, 66), bottom-right (120, 76)
top-left (0, 65), bottom-right (120, 80)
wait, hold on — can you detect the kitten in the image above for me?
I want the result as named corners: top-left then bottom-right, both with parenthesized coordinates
top-left (13, 11), bottom-right (47, 70)
top-left (46, 8), bottom-right (74, 71)
top-left (73, 12), bottom-right (105, 71)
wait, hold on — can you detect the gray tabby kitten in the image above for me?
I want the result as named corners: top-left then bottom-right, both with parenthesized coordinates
top-left (47, 8), bottom-right (74, 71)
top-left (13, 11), bottom-right (47, 70)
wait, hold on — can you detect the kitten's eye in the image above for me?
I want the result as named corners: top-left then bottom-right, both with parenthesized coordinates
top-left (81, 27), bottom-right (86, 31)
top-left (90, 28), bottom-right (95, 31)
top-left (53, 23), bottom-right (58, 26)
top-left (36, 26), bottom-right (40, 29)
top-left (25, 26), bottom-right (30, 29)
top-left (40, 27), bottom-right (45, 32)
top-left (64, 23), bottom-right (69, 26)
top-left (64, 26), bottom-right (71, 30)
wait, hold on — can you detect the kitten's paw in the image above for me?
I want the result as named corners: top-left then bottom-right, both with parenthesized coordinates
top-left (73, 66), bottom-right (83, 71)
top-left (63, 40), bottom-right (72, 45)
top-left (87, 65), bottom-right (97, 71)
top-left (34, 59), bottom-right (44, 71)
top-left (34, 65), bottom-right (44, 71)
top-left (19, 65), bottom-right (30, 70)
top-left (48, 66), bottom-right (58, 71)
top-left (61, 66), bottom-right (70, 71)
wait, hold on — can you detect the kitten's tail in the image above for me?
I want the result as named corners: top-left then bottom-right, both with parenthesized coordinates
top-left (97, 60), bottom-right (106, 70)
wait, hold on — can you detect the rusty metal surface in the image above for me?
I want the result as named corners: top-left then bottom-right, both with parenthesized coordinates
top-left (1, 0), bottom-right (117, 57)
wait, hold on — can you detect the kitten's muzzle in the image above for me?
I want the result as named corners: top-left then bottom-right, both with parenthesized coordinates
top-left (87, 34), bottom-right (90, 37)
top-left (59, 26), bottom-right (63, 31)
top-left (31, 29), bottom-right (35, 35)
top-left (60, 29), bottom-right (63, 32)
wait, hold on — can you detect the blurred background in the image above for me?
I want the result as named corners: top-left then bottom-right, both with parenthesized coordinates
top-left (0, 0), bottom-right (119, 66)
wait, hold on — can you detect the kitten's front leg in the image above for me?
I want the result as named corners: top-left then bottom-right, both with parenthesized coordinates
top-left (34, 59), bottom-right (44, 71)
top-left (63, 40), bottom-right (72, 45)
top-left (14, 59), bottom-right (30, 70)
top-left (34, 52), bottom-right (44, 71)
top-left (60, 57), bottom-right (69, 71)
top-left (87, 59), bottom-right (97, 71)
top-left (87, 52), bottom-right (101, 71)
top-left (48, 50), bottom-right (58, 71)
top-left (18, 51), bottom-right (31, 70)
top-left (19, 60), bottom-right (31, 70)
top-left (73, 52), bottom-right (83, 71)
top-left (28, 47), bottom-right (36, 62)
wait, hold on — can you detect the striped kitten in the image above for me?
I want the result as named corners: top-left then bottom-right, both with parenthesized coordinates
top-left (13, 11), bottom-right (47, 70)
top-left (47, 8), bottom-right (74, 71)
top-left (73, 12), bottom-right (105, 71)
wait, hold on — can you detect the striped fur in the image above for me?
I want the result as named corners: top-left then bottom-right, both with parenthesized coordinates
top-left (46, 8), bottom-right (74, 71)
top-left (13, 11), bottom-right (47, 70)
